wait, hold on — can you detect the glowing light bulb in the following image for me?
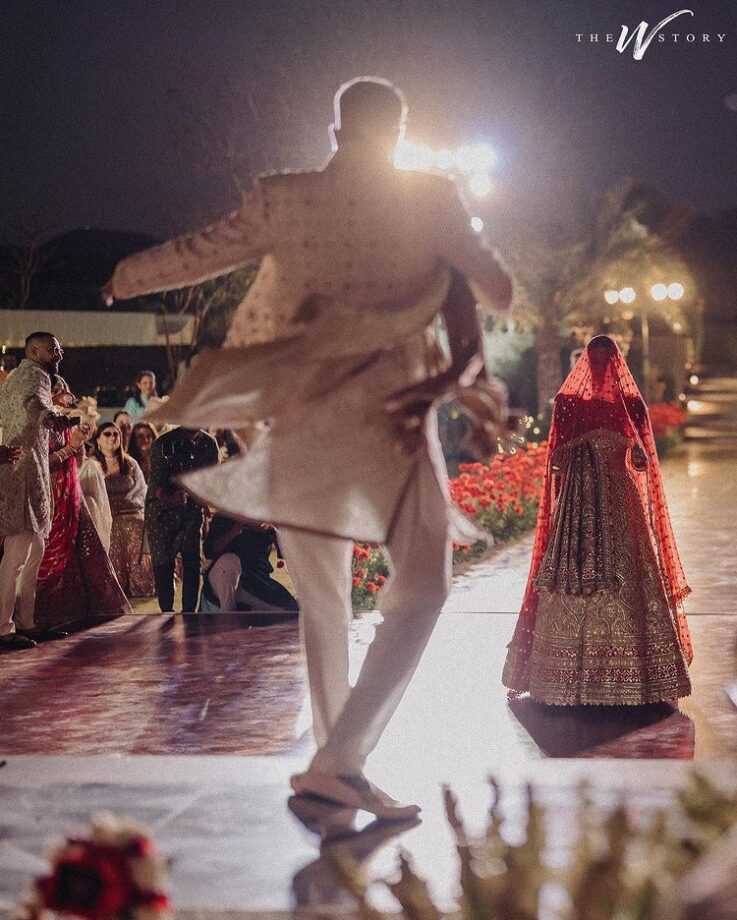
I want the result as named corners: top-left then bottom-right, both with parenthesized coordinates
top-left (471, 216), bottom-right (484, 233)
top-left (619, 287), bottom-right (636, 304)
top-left (650, 283), bottom-right (668, 301)
top-left (394, 140), bottom-right (435, 171)
top-left (668, 282), bottom-right (684, 300)
top-left (436, 149), bottom-right (453, 170)
top-left (453, 143), bottom-right (496, 174)
top-left (604, 290), bottom-right (620, 305)
top-left (689, 374), bottom-right (699, 385)
top-left (468, 173), bottom-right (493, 198)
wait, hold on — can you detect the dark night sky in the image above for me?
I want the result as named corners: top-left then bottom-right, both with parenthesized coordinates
top-left (2, 0), bottom-right (737, 242)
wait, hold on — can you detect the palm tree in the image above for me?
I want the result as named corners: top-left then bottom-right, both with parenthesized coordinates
top-left (503, 180), bottom-right (694, 412)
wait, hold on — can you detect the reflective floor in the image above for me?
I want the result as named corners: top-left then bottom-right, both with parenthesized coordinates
top-left (1, 441), bottom-right (735, 918)
top-left (1, 612), bottom-right (734, 760)
top-left (0, 611), bottom-right (735, 917)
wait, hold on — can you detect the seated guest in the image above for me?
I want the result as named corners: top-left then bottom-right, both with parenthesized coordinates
top-left (201, 513), bottom-right (298, 614)
top-left (112, 410), bottom-right (133, 451)
top-left (34, 378), bottom-right (131, 630)
top-left (127, 421), bottom-right (157, 481)
top-left (123, 370), bottom-right (158, 419)
top-left (94, 421), bottom-right (155, 597)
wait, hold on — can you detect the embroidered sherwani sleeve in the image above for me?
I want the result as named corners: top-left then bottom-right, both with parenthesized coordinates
top-left (111, 181), bottom-right (270, 299)
top-left (23, 372), bottom-right (56, 429)
top-left (435, 182), bottom-right (513, 313)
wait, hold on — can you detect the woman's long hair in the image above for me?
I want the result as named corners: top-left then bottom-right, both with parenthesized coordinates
top-left (130, 370), bottom-right (158, 408)
top-left (93, 422), bottom-right (132, 475)
top-left (127, 421), bottom-right (158, 471)
top-left (505, 335), bottom-right (692, 686)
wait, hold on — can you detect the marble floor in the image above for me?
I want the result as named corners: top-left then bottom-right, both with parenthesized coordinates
top-left (0, 611), bottom-right (735, 917)
top-left (1, 441), bottom-right (736, 918)
top-left (0, 612), bottom-right (735, 761)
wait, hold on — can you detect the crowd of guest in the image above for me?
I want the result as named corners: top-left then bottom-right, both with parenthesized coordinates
top-left (0, 332), bottom-right (298, 652)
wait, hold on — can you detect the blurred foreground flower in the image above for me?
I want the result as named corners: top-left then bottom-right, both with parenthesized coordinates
top-left (21, 814), bottom-right (169, 920)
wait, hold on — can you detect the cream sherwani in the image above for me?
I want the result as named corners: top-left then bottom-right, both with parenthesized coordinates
top-left (0, 360), bottom-right (61, 635)
top-left (112, 145), bottom-right (510, 770)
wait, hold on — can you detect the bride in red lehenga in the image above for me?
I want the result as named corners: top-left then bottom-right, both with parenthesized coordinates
top-left (503, 335), bottom-right (693, 705)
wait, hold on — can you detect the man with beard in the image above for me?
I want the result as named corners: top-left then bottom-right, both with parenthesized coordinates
top-left (0, 332), bottom-right (80, 649)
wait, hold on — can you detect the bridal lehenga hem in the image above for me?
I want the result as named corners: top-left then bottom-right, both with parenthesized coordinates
top-left (503, 429), bottom-right (692, 706)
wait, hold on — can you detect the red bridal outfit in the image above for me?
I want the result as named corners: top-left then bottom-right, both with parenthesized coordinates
top-left (35, 428), bottom-right (131, 629)
top-left (503, 336), bottom-right (692, 705)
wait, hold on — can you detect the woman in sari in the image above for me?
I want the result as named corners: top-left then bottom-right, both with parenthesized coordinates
top-left (34, 378), bottom-right (131, 630)
top-left (503, 335), bottom-right (692, 705)
top-left (94, 421), bottom-right (155, 597)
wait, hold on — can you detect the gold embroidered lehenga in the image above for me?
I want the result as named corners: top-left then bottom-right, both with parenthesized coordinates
top-left (503, 336), bottom-right (692, 706)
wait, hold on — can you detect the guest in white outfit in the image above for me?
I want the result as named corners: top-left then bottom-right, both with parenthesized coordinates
top-left (79, 455), bottom-right (114, 553)
top-left (104, 77), bottom-right (512, 817)
top-left (0, 333), bottom-right (81, 649)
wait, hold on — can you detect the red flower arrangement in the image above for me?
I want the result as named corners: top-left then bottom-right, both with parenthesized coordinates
top-left (648, 402), bottom-right (688, 456)
top-left (648, 402), bottom-right (687, 438)
top-left (21, 815), bottom-right (169, 920)
top-left (351, 443), bottom-right (548, 607)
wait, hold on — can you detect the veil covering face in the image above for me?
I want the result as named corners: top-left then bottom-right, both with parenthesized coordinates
top-left (512, 335), bottom-right (692, 669)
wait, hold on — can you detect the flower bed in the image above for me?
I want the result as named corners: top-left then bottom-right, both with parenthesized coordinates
top-left (351, 443), bottom-right (548, 609)
top-left (649, 401), bottom-right (687, 456)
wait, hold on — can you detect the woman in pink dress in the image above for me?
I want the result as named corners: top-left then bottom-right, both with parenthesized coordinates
top-left (503, 335), bottom-right (692, 706)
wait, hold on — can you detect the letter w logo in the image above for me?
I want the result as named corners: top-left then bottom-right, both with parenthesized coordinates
top-left (617, 8), bottom-right (693, 59)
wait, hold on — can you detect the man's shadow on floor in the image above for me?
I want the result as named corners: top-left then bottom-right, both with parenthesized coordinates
top-left (508, 695), bottom-right (696, 758)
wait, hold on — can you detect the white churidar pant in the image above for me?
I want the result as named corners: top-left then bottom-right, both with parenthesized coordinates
top-left (278, 452), bottom-right (452, 774)
top-left (0, 531), bottom-right (46, 635)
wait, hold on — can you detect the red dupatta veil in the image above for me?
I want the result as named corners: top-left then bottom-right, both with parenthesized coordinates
top-left (506, 335), bottom-right (692, 680)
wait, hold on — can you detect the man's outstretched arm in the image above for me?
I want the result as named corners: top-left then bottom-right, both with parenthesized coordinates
top-left (103, 181), bottom-right (270, 303)
top-left (436, 180), bottom-right (513, 314)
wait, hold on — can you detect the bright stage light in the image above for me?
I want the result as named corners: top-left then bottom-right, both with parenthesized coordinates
top-left (604, 290), bottom-right (620, 305)
top-left (468, 174), bottom-right (493, 198)
top-left (435, 148), bottom-right (453, 170)
top-left (650, 283), bottom-right (668, 301)
top-left (395, 139), bottom-right (496, 197)
top-left (668, 282), bottom-right (684, 300)
top-left (689, 374), bottom-right (699, 385)
top-left (394, 140), bottom-right (435, 172)
top-left (453, 143), bottom-right (496, 174)
top-left (471, 216), bottom-right (484, 232)
top-left (619, 287), bottom-right (636, 304)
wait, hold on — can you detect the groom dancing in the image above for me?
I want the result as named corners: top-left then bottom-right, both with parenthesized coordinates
top-left (105, 77), bottom-right (512, 817)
